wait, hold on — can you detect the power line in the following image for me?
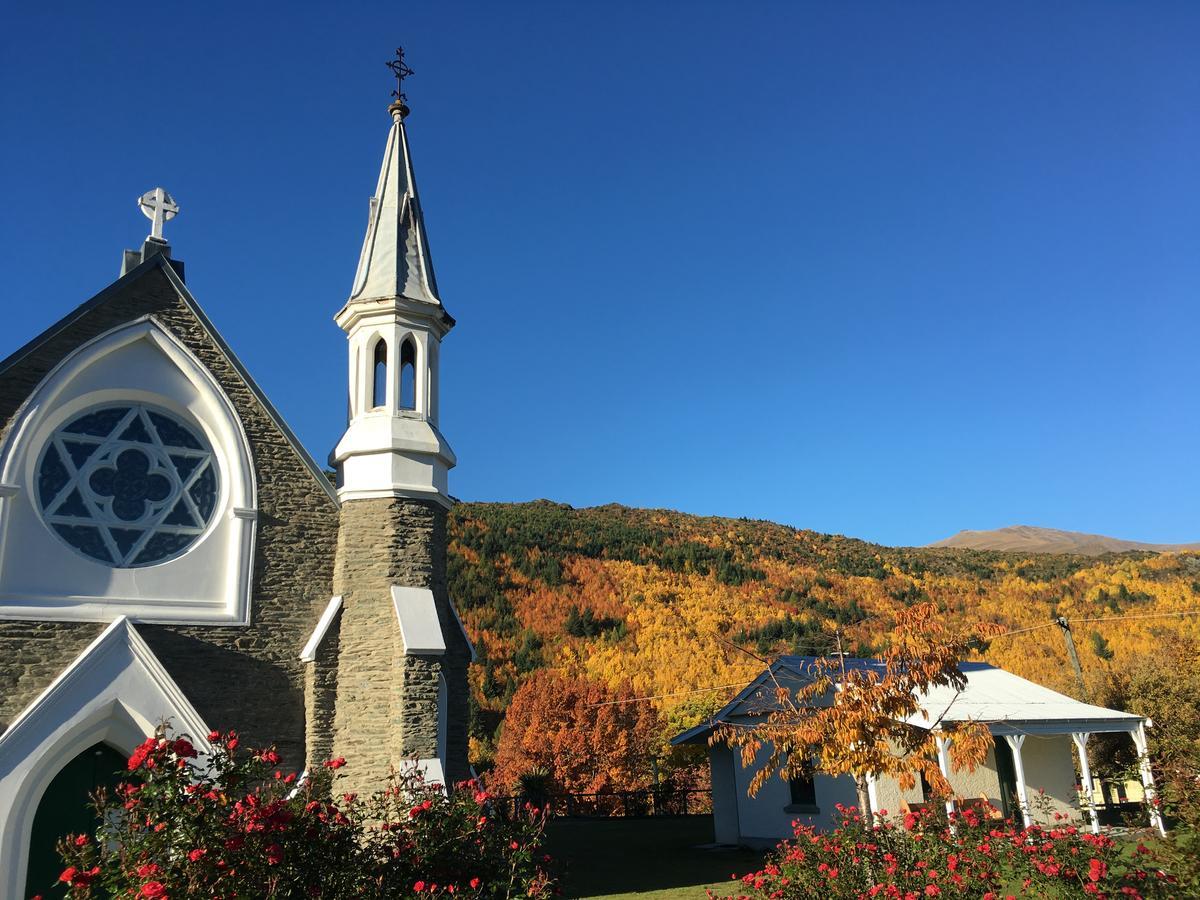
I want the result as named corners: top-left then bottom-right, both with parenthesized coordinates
top-left (1073, 609), bottom-right (1200, 625)
top-left (983, 608), bottom-right (1200, 642)
top-left (987, 621), bottom-right (1058, 641)
top-left (586, 681), bottom-right (753, 708)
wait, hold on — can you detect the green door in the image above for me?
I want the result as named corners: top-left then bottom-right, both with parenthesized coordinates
top-left (993, 739), bottom-right (1019, 821)
top-left (25, 742), bottom-right (127, 899)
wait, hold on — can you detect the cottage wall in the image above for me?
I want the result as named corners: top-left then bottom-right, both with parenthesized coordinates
top-left (722, 742), bottom-right (858, 846)
top-left (1019, 734), bottom-right (1079, 823)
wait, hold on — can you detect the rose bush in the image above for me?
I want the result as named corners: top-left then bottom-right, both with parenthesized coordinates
top-left (44, 728), bottom-right (553, 899)
top-left (713, 803), bottom-right (1176, 900)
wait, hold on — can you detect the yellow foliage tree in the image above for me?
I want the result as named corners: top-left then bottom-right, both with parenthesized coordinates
top-left (715, 603), bottom-right (1001, 817)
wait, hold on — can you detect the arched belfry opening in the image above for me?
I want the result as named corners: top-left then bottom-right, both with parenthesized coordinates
top-left (372, 338), bottom-right (388, 409)
top-left (400, 337), bottom-right (417, 410)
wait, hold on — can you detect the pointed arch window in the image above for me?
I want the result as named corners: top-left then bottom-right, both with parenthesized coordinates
top-left (400, 338), bottom-right (417, 410)
top-left (372, 338), bottom-right (388, 409)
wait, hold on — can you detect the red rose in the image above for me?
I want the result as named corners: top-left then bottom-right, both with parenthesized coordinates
top-left (470, 878), bottom-right (481, 890)
top-left (207, 730), bottom-right (220, 741)
top-left (58, 867), bottom-right (78, 885)
top-left (324, 757), bottom-right (346, 769)
top-left (1088, 858), bottom-right (1108, 882)
top-left (172, 738), bottom-right (196, 758)
top-left (137, 863), bottom-right (159, 877)
top-left (141, 882), bottom-right (167, 898)
top-left (73, 834), bottom-right (88, 846)
top-left (188, 848), bottom-right (206, 862)
top-left (414, 881), bottom-right (426, 893)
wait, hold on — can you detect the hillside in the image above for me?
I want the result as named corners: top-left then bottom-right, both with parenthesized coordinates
top-left (931, 524), bottom-right (1200, 556)
top-left (447, 501), bottom-right (1200, 785)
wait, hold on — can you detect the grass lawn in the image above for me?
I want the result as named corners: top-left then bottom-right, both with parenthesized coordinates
top-left (543, 815), bottom-right (765, 900)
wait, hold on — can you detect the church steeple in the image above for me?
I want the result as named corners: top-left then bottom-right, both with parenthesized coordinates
top-left (320, 52), bottom-right (472, 795)
top-left (331, 52), bottom-right (456, 506)
top-left (347, 100), bottom-right (444, 308)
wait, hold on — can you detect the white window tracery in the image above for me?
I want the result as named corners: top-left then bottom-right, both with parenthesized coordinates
top-left (36, 404), bottom-right (219, 567)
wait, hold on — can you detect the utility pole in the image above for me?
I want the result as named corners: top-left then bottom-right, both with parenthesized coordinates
top-left (1054, 616), bottom-right (1089, 701)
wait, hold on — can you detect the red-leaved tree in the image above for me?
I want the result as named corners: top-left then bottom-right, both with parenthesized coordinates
top-left (490, 671), bottom-right (659, 794)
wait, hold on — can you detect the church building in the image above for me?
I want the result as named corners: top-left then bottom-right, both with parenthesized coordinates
top-left (0, 68), bottom-right (472, 897)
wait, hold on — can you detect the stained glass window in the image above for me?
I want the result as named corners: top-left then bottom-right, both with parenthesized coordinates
top-left (36, 404), bottom-right (220, 567)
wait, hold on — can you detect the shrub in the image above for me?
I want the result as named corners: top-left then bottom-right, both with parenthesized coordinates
top-left (714, 804), bottom-right (1176, 899)
top-left (46, 728), bottom-right (553, 899)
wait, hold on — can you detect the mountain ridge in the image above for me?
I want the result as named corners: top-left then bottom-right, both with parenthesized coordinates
top-left (930, 524), bottom-right (1200, 556)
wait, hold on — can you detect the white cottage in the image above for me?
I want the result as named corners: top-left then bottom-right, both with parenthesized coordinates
top-left (672, 656), bottom-right (1164, 847)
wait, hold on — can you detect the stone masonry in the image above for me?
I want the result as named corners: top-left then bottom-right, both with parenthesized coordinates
top-left (326, 497), bottom-right (471, 796)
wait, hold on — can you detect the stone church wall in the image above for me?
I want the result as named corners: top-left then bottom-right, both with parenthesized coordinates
top-left (326, 497), bottom-right (472, 794)
top-left (0, 265), bottom-right (340, 767)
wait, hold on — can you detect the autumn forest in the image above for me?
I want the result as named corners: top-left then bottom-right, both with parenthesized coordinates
top-left (448, 501), bottom-right (1200, 796)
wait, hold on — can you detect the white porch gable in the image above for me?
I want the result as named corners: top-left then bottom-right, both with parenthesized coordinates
top-left (0, 616), bottom-right (212, 899)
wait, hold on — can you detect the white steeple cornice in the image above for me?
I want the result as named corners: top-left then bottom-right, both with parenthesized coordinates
top-left (346, 105), bottom-right (449, 317)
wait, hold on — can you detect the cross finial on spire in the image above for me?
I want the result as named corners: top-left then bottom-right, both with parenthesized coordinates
top-left (138, 187), bottom-right (178, 243)
top-left (386, 47), bottom-right (414, 118)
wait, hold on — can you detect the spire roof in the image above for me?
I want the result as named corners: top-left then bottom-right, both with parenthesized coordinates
top-left (348, 105), bottom-right (443, 308)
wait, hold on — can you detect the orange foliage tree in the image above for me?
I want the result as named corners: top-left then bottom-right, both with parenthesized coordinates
top-left (490, 671), bottom-right (660, 794)
top-left (715, 603), bottom-right (1001, 817)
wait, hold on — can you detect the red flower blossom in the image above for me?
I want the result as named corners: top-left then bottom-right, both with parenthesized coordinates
top-left (188, 848), bottom-right (206, 862)
top-left (324, 756), bottom-right (347, 769)
top-left (172, 738), bottom-right (197, 758)
top-left (140, 882), bottom-right (167, 898)
top-left (414, 881), bottom-right (426, 892)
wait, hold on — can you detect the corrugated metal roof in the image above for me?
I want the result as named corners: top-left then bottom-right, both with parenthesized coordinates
top-left (671, 656), bottom-right (1142, 745)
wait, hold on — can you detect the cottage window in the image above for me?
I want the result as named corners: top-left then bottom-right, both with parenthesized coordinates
top-left (788, 772), bottom-right (817, 809)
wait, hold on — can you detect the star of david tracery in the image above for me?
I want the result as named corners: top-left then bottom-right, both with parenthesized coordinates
top-left (36, 405), bottom-right (220, 567)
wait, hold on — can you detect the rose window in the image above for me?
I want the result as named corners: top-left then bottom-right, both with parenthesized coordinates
top-left (35, 405), bottom-right (219, 567)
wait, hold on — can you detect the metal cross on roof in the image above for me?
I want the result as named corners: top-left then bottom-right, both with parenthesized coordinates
top-left (138, 187), bottom-right (179, 242)
top-left (386, 47), bottom-right (414, 104)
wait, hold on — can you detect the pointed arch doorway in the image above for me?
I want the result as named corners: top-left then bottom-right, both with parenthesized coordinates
top-left (25, 742), bottom-right (127, 898)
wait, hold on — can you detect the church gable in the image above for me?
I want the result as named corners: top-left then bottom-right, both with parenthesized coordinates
top-left (0, 254), bottom-right (336, 624)
top-left (0, 251), bottom-right (342, 765)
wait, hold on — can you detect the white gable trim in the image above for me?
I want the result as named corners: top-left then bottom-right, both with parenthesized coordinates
top-left (300, 595), bottom-right (344, 662)
top-left (0, 317), bottom-right (258, 625)
top-left (0, 616), bottom-right (213, 898)
top-left (391, 585), bottom-right (446, 655)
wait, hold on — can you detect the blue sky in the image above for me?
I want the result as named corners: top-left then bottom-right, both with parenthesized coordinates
top-left (2, 2), bottom-right (1197, 547)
